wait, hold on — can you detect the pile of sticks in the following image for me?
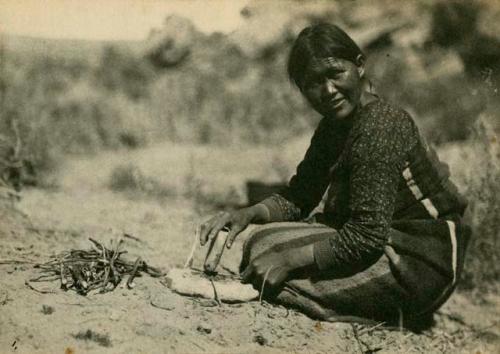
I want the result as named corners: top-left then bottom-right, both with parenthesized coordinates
top-left (29, 238), bottom-right (162, 295)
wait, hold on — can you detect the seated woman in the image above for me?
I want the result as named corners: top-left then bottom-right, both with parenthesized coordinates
top-left (198, 23), bottom-right (470, 327)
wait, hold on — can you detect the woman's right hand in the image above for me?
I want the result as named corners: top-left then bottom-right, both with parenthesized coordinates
top-left (199, 208), bottom-right (255, 249)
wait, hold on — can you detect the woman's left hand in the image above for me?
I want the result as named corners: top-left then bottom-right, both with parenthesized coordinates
top-left (241, 250), bottom-right (293, 290)
top-left (241, 244), bottom-right (315, 290)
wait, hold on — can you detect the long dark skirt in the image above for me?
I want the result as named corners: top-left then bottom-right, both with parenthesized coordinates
top-left (239, 217), bottom-right (470, 325)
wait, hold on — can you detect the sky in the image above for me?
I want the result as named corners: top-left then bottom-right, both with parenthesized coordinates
top-left (0, 0), bottom-right (249, 40)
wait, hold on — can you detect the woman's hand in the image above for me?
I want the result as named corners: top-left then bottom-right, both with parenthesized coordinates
top-left (199, 204), bottom-right (271, 273)
top-left (199, 208), bottom-right (254, 249)
top-left (241, 244), bottom-right (315, 291)
top-left (199, 203), bottom-right (271, 249)
top-left (200, 207), bottom-right (263, 273)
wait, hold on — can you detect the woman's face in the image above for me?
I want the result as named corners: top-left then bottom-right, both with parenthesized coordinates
top-left (300, 56), bottom-right (364, 120)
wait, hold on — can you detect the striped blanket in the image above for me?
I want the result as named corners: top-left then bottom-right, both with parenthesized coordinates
top-left (238, 216), bottom-right (470, 325)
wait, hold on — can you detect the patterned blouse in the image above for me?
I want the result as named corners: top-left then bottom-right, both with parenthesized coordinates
top-left (261, 99), bottom-right (468, 274)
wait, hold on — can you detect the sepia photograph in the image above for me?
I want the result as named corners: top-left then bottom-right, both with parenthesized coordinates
top-left (0, 0), bottom-right (499, 353)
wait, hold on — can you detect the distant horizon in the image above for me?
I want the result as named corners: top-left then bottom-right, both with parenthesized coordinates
top-left (3, 31), bottom-right (146, 43)
top-left (0, 0), bottom-right (249, 41)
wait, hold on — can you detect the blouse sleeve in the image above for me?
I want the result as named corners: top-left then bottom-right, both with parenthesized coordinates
top-left (313, 106), bottom-right (419, 276)
top-left (260, 119), bottom-right (341, 221)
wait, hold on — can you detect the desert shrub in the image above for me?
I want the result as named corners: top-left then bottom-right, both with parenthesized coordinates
top-left (459, 115), bottom-right (500, 292)
top-left (149, 54), bottom-right (315, 145)
top-left (183, 158), bottom-right (244, 215)
top-left (429, 0), bottom-right (480, 48)
top-left (0, 53), bottom-right (61, 178)
top-left (0, 47), bottom-right (157, 184)
top-left (109, 163), bottom-right (176, 198)
top-left (367, 47), bottom-right (484, 144)
top-left (186, 181), bottom-right (242, 215)
top-left (1, 51), bottom-right (95, 173)
top-left (94, 45), bottom-right (155, 100)
top-left (3, 6), bottom-right (498, 193)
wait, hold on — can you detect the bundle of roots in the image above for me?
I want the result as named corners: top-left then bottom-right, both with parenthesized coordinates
top-left (29, 238), bottom-right (163, 295)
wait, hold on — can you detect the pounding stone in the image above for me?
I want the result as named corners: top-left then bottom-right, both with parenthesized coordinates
top-left (166, 268), bottom-right (258, 303)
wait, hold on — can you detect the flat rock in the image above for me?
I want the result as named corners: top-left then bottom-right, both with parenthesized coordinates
top-left (166, 268), bottom-right (258, 303)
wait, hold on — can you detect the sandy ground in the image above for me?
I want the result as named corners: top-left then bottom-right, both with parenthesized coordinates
top-left (1, 141), bottom-right (499, 353)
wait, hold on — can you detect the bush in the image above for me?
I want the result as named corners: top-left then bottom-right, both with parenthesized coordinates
top-left (2, 7), bottom-right (497, 193)
top-left (94, 45), bottom-right (155, 100)
top-left (108, 164), bottom-right (176, 199)
top-left (367, 46), bottom-right (485, 144)
top-left (0, 46), bottom-right (157, 184)
top-left (183, 159), bottom-right (244, 215)
top-left (459, 115), bottom-right (500, 292)
top-left (148, 54), bottom-right (315, 145)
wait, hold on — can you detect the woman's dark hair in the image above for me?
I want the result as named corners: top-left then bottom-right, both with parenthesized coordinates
top-left (287, 23), bottom-right (364, 87)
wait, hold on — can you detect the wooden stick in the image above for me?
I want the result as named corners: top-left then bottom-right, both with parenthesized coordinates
top-left (259, 266), bottom-right (273, 304)
top-left (109, 239), bottom-right (122, 286)
top-left (60, 263), bottom-right (68, 289)
top-left (25, 281), bottom-right (56, 294)
top-left (357, 321), bottom-right (386, 336)
top-left (209, 278), bottom-right (221, 306)
top-left (184, 228), bottom-right (199, 269)
top-left (123, 233), bottom-right (143, 243)
top-left (73, 266), bottom-right (88, 291)
top-left (89, 237), bottom-right (106, 251)
top-left (29, 274), bottom-right (60, 282)
top-left (100, 267), bottom-right (110, 293)
top-left (127, 257), bottom-right (142, 289)
top-left (203, 229), bottom-right (229, 273)
top-left (0, 259), bottom-right (35, 265)
top-left (150, 300), bottom-right (173, 311)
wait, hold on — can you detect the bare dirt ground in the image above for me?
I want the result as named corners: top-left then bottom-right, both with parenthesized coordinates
top-left (1, 142), bottom-right (499, 353)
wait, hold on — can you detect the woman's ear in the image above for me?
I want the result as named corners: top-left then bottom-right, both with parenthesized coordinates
top-left (355, 54), bottom-right (365, 78)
